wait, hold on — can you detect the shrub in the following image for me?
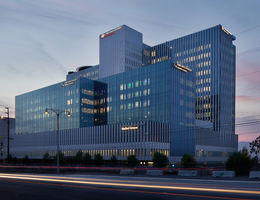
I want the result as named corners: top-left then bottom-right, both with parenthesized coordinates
top-left (75, 150), bottom-right (83, 164)
top-left (84, 153), bottom-right (92, 165)
top-left (127, 155), bottom-right (138, 167)
top-left (152, 152), bottom-right (169, 168)
top-left (94, 153), bottom-right (103, 165)
top-left (42, 153), bottom-right (51, 163)
top-left (226, 148), bottom-right (254, 175)
top-left (110, 155), bottom-right (117, 164)
top-left (23, 155), bottom-right (30, 164)
top-left (181, 154), bottom-right (196, 168)
top-left (54, 151), bottom-right (65, 165)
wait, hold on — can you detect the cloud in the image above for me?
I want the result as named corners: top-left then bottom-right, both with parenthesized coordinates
top-left (30, 39), bottom-right (67, 73)
top-left (236, 95), bottom-right (260, 103)
top-left (237, 46), bottom-right (260, 56)
top-left (237, 25), bottom-right (260, 35)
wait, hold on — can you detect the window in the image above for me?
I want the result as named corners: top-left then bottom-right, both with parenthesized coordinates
top-left (135, 101), bottom-right (139, 108)
top-left (135, 81), bottom-right (139, 87)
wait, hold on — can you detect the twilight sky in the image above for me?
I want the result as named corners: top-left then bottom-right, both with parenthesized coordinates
top-left (0, 0), bottom-right (259, 142)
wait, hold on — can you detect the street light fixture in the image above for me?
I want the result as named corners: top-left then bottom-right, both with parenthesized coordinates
top-left (44, 108), bottom-right (71, 174)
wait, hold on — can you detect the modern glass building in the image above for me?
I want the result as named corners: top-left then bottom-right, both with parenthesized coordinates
top-left (147, 25), bottom-right (236, 136)
top-left (13, 24), bottom-right (237, 161)
top-left (15, 78), bottom-right (107, 134)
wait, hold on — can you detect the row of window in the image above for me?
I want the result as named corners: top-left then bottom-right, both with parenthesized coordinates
top-left (59, 149), bottom-right (169, 158)
top-left (120, 89), bottom-right (150, 100)
top-left (196, 69), bottom-right (211, 77)
top-left (196, 78), bottom-right (211, 85)
top-left (119, 79), bottom-right (151, 90)
top-left (175, 43), bottom-right (212, 57)
top-left (151, 56), bottom-right (169, 64)
top-left (120, 100), bottom-right (151, 110)
top-left (197, 86), bottom-right (211, 93)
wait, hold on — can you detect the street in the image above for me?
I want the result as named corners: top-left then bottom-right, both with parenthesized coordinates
top-left (0, 173), bottom-right (259, 200)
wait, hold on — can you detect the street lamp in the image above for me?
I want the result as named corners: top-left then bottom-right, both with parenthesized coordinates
top-left (44, 108), bottom-right (71, 174)
top-left (0, 106), bottom-right (10, 161)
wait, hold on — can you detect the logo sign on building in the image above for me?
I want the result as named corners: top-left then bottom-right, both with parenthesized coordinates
top-left (173, 63), bottom-right (192, 73)
top-left (121, 126), bottom-right (138, 131)
top-left (101, 26), bottom-right (122, 39)
top-left (61, 79), bottom-right (78, 87)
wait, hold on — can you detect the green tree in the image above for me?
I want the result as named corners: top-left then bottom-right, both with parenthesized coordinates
top-left (250, 136), bottom-right (260, 161)
top-left (110, 155), bottom-right (117, 165)
top-left (42, 153), bottom-right (51, 163)
top-left (152, 152), bottom-right (169, 168)
top-left (23, 155), bottom-right (29, 164)
top-left (94, 153), bottom-right (103, 165)
top-left (181, 154), bottom-right (196, 168)
top-left (55, 151), bottom-right (65, 165)
top-left (84, 153), bottom-right (92, 165)
top-left (226, 148), bottom-right (254, 175)
top-left (75, 150), bottom-right (83, 164)
top-left (127, 155), bottom-right (138, 167)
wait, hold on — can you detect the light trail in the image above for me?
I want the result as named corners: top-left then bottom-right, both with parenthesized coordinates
top-left (0, 173), bottom-right (260, 195)
top-left (0, 178), bottom-right (253, 200)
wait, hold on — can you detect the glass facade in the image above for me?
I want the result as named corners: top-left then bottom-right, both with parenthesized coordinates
top-left (144, 25), bottom-right (236, 135)
top-left (15, 78), bottom-right (107, 134)
top-left (15, 24), bottom-right (236, 158)
top-left (100, 60), bottom-right (194, 155)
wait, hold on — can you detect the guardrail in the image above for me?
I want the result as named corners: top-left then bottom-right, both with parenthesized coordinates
top-left (178, 170), bottom-right (198, 176)
top-left (146, 170), bottom-right (163, 176)
top-left (249, 171), bottom-right (260, 178)
top-left (120, 169), bottom-right (134, 175)
top-left (212, 171), bottom-right (235, 178)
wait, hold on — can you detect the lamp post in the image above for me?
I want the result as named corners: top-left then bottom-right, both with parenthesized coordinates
top-left (44, 108), bottom-right (71, 174)
top-left (0, 106), bottom-right (10, 161)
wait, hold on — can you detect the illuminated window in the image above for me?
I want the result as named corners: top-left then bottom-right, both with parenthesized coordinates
top-left (82, 89), bottom-right (94, 96)
top-left (135, 101), bottom-right (139, 108)
top-left (120, 84), bottom-right (124, 90)
top-left (82, 98), bottom-right (93, 105)
top-left (135, 81), bottom-right (139, 87)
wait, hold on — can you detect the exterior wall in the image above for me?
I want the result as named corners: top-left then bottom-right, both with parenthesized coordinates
top-left (66, 65), bottom-right (99, 81)
top-left (11, 121), bottom-right (170, 160)
top-left (100, 60), bottom-right (194, 156)
top-left (195, 145), bottom-right (237, 163)
top-left (0, 118), bottom-right (15, 159)
top-left (15, 78), bottom-right (107, 134)
top-left (99, 25), bottom-right (143, 78)
top-left (164, 25), bottom-right (235, 136)
top-left (13, 24), bottom-right (237, 161)
top-left (144, 25), bottom-right (237, 150)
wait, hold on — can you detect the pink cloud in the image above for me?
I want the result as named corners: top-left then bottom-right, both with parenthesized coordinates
top-left (238, 132), bottom-right (260, 142)
top-left (236, 95), bottom-right (260, 102)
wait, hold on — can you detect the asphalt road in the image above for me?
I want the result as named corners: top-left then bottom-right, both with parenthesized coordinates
top-left (0, 173), bottom-right (259, 200)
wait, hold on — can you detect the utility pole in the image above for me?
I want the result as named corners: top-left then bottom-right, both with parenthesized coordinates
top-left (6, 107), bottom-right (10, 161)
